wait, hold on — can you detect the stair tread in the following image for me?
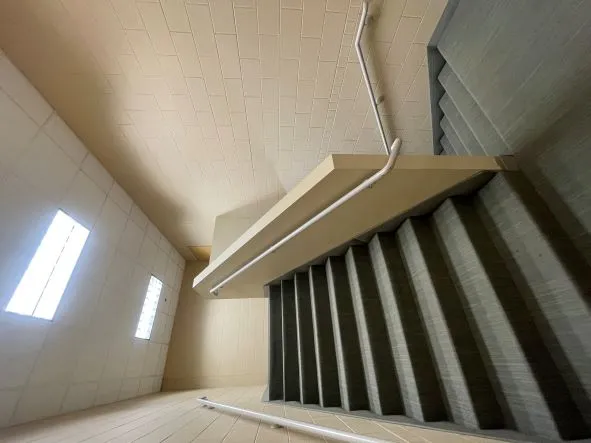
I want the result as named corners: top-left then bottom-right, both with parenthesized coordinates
top-left (438, 0), bottom-right (591, 149)
top-left (295, 273), bottom-right (319, 405)
top-left (439, 93), bottom-right (486, 156)
top-left (438, 64), bottom-right (508, 155)
top-left (326, 256), bottom-right (369, 411)
top-left (476, 173), bottom-right (591, 427)
top-left (432, 197), bottom-right (589, 440)
top-left (268, 285), bottom-right (284, 401)
top-left (369, 233), bottom-right (447, 422)
top-left (397, 219), bottom-right (504, 430)
top-left (345, 246), bottom-right (403, 415)
top-left (440, 135), bottom-right (456, 156)
top-left (281, 280), bottom-right (300, 402)
top-left (309, 265), bottom-right (341, 408)
top-left (440, 116), bottom-right (468, 156)
top-left (438, 0), bottom-right (503, 83)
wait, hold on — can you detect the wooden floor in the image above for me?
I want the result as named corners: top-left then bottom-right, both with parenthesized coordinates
top-left (0, 386), bottom-right (513, 442)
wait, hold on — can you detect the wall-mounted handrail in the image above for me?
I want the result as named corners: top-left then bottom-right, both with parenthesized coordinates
top-left (210, 139), bottom-right (400, 294)
top-left (197, 397), bottom-right (391, 443)
top-left (210, 0), bottom-right (397, 295)
top-left (356, 0), bottom-right (390, 155)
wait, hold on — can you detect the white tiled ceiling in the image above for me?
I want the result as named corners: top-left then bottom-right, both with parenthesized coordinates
top-left (0, 0), bottom-right (446, 257)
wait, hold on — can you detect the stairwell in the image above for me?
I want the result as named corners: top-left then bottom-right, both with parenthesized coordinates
top-left (267, 171), bottom-right (591, 441)
top-left (264, 1), bottom-right (591, 441)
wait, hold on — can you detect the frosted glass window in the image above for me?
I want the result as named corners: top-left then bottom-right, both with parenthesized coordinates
top-left (135, 276), bottom-right (163, 340)
top-left (6, 210), bottom-right (89, 320)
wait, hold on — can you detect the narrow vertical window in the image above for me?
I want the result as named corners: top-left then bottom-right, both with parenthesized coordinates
top-left (135, 276), bottom-right (163, 340)
top-left (6, 210), bottom-right (89, 320)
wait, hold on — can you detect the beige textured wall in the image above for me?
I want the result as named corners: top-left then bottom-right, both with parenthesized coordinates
top-left (0, 53), bottom-right (185, 428)
top-left (210, 216), bottom-right (258, 261)
top-left (163, 261), bottom-right (269, 390)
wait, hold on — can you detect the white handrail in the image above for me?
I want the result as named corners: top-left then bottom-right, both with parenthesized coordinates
top-left (210, 0), bottom-right (397, 295)
top-left (197, 397), bottom-right (391, 443)
top-left (356, 0), bottom-right (390, 155)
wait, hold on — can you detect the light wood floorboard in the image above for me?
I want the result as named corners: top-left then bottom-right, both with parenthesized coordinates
top-left (0, 386), bottom-right (510, 442)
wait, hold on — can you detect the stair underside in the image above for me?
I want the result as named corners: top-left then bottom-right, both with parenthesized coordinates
top-left (266, 3), bottom-right (591, 439)
top-left (267, 172), bottom-right (591, 441)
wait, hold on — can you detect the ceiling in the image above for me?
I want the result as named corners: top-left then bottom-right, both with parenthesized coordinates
top-left (0, 0), bottom-right (446, 258)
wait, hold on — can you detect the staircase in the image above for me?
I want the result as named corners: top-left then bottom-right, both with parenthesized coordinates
top-left (437, 64), bottom-right (509, 156)
top-left (267, 171), bottom-right (591, 441)
top-left (432, 0), bottom-right (591, 160)
top-left (264, 1), bottom-right (591, 441)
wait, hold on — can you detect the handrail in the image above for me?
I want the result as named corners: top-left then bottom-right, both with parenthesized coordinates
top-left (197, 397), bottom-right (391, 443)
top-left (356, 0), bottom-right (390, 155)
top-left (210, 0), bottom-right (397, 295)
top-left (210, 140), bottom-right (400, 294)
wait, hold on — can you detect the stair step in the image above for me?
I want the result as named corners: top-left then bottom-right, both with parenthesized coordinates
top-left (309, 265), bottom-right (341, 407)
top-left (440, 135), bottom-right (455, 156)
top-left (476, 173), bottom-right (591, 427)
top-left (281, 279), bottom-right (300, 402)
top-left (397, 219), bottom-right (503, 429)
top-left (438, 0), bottom-right (503, 83)
top-left (294, 272), bottom-right (319, 405)
top-left (518, 100), bottom-right (591, 267)
top-left (369, 233), bottom-right (447, 422)
top-left (432, 197), bottom-right (589, 440)
top-left (268, 285), bottom-right (284, 401)
top-left (345, 245), bottom-right (403, 415)
top-left (439, 94), bottom-right (486, 156)
top-left (440, 116), bottom-right (468, 155)
top-left (326, 256), bottom-right (369, 411)
top-left (438, 64), bottom-right (508, 155)
top-left (438, 1), bottom-right (591, 148)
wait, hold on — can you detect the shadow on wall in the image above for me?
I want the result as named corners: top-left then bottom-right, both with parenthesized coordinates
top-left (0, 0), bottom-right (191, 251)
top-left (163, 261), bottom-right (269, 390)
top-left (517, 96), bottom-right (591, 267)
top-left (363, 0), bottom-right (429, 155)
top-left (364, 1), bottom-right (396, 147)
top-left (0, 1), bottom-right (286, 256)
top-left (210, 193), bottom-right (286, 261)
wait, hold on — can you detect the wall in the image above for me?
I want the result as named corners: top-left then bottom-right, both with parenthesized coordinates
top-left (210, 215), bottom-right (258, 261)
top-left (163, 261), bottom-right (269, 390)
top-left (209, 212), bottom-right (265, 299)
top-left (0, 52), bottom-right (185, 427)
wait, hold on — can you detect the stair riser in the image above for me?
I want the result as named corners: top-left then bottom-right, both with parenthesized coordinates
top-left (309, 266), bottom-right (341, 408)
